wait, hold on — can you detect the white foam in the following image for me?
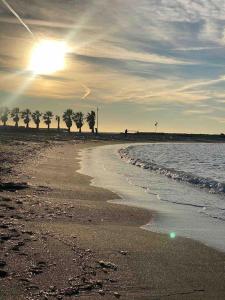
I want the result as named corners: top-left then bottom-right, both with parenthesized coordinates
top-left (120, 143), bottom-right (225, 194)
top-left (78, 143), bottom-right (225, 253)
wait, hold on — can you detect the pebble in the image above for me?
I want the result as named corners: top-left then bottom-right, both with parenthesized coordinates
top-left (98, 261), bottom-right (118, 270)
top-left (99, 289), bottom-right (105, 295)
top-left (0, 270), bottom-right (8, 277)
top-left (0, 260), bottom-right (6, 267)
top-left (120, 250), bottom-right (128, 256)
top-left (114, 292), bottom-right (121, 298)
top-left (64, 287), bottom-right (79, 296)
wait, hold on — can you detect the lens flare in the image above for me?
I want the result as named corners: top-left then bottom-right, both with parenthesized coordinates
top-left (169, 232), bottom-right (176, 239)
top-left (29, 40), bottom-right (68, 75)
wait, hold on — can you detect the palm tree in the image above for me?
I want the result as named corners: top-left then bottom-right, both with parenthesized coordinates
top-left (0, 107), bottom-right (9, 126)
top-left (86, 110), bottom-right (96, 133)
top-left (32, 110), bottom-right (42, 129)
top-left (21, 109), bottom-right (31, 128)
top-left (43, 111), bottom-right (53, 130)
top-left (55, 115), bottom-right (60, 131)
top-left (63, 109), bottom-right (73, 132)
top-left (11, 107), bottom-right (20, 127)
top-left (73, 112), bottom-right (84, 133)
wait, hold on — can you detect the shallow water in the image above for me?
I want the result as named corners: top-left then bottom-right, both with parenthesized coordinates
top-left (79, 143), bottom-right (225, 253)
top-left (120, 143), bottom-right (225, 193)
top-left (120, 143), bottom-right (225, 221)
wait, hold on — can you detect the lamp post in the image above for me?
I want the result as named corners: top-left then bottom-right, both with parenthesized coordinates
top-left (96, 107), bottom-right (99, 134)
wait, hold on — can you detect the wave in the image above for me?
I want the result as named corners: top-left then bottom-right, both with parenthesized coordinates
top-left (119, 147), bottom-right (225, 194)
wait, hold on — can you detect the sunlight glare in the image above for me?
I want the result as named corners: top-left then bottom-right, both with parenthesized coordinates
top-left (29, 40), bottom-right (68, 75)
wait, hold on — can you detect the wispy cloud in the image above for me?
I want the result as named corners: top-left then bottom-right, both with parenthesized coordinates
top-left (1, 0), bottom-right (225, 132)
top-left (183, 108), bottom-right (214, 115)
top-left (81, 84), bottom-right (91, 100)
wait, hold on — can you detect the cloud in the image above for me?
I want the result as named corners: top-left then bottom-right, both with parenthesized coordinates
top-left (178, 76), bottom-right (225, 92)
top-left (183, 108), bottom-right (214, 115)
top-left (73, 44), bottom-right (195, 66)
top-left (173, 46), bottom-right (223, 51)
top-left (81, 84), bottom-right (91, 100)
top-left (1, 0), bottom-right (225, 134)
top-left (0, 16), bottom-right (78, 29)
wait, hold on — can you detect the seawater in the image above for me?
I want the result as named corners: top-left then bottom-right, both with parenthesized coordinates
top-left (79, 143), bottom-right (225, 252)
top-left (120, 143), bottom-right (225, 221)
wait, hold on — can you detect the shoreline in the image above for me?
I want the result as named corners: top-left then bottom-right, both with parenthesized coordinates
top-left (1, 140), bottom-right (225, 299)
top-left (79, 142), bottom-right (225, 253)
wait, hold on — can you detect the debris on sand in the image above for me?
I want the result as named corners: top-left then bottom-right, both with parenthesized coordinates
top-left (114, 291), bottom-right (121, 298)
top-left (0, 270), bottom-right (8, 277)
top-left (0, 182), bottom-right (29, 192)
top-left (98, 260), bottom-right (118, 270)
top-left (0, 260), bottom-right (6, 268)
top-left (119, 250), bottom-right (128, 256)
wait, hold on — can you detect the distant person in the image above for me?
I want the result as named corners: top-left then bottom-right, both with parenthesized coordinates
top-left (125, 129), bottom-right (128, 136)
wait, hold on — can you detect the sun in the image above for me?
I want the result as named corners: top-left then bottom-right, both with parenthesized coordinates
top-left (29, 40), bottom-right (68, 75)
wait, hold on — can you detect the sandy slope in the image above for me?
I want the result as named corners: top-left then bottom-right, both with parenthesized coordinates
top-left (1, 141), bottom-right (225, 299)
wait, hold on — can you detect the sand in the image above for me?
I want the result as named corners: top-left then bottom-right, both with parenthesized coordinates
top-left (1, 141), bottom-right (225, 299)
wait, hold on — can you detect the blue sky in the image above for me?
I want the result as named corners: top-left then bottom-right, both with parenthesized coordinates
top-left (0, 0), bottom-right (225, 133)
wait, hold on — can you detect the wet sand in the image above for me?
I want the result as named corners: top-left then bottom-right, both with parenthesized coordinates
top-left (1, 141), bottom-right (225, 299)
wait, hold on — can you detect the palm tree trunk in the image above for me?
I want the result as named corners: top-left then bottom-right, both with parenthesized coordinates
top-left (79, 128), bottom-right (81, 133)
top-left (92, 127), bottom-right (94, 133)
top-left (48, 124), bottom-right (50, 130)
top-left (26, 123), bottom-right (29, 128)
top-left (15, 122), bottom-right (18, 128)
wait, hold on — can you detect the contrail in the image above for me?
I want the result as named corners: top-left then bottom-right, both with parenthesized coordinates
top-left (81, 84), bottom-right (91, 100)
top-left (1, 0), bottom-right (34, 37)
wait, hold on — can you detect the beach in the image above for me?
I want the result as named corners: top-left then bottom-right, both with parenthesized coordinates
top-left (1, 139), bottom-right (225, 299)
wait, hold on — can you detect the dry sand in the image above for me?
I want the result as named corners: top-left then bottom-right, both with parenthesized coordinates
top-left (1, 141), bottom-right (225, 299)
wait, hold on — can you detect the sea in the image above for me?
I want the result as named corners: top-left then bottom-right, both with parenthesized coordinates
top-left (120, 143), bottom-right (225, 221)
top-left (79, 143), bottom-right (225, 252)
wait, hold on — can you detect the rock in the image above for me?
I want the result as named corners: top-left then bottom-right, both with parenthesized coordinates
top-left (11, 241), bottom-right (24, 251)
top-left (0, 270), bottom-right (8, 277)
top-left (64, 287), bottom-right (79, 296)
top-left (22, 230), bottom-right (34, 235)
top-left (27, 284), bottom-right (39, 291)
top-left (0, 182), bottom-right (29, 192)
top-left (19, 277), bottom-right (32, 283)
top-left (16, 200), bottom-right (23, 204)
top-left (120, 251), bottom-right (128, 256)
top-left (98, 261), bottom-right (118, 270)
top-left (29, 266), bottom-right (43, 275)
top-left (80, 284), bottom-right (94, 291)
top-left (49, 285), bottom-right (56, 292)
top-left (0, 197), bottom-right (11, 202)
top-left (0, 224), bottom-right (9, 229)
top-left (99, 289), bottom-right (105, 295)
top-left (114, 292), bottom-right (121, 298)
top-left (0, 260), bottom-right (6, 267)
top-left (0, 202), bottom-right (15, 210)
top-left (29, 261), bottom-right (47, 275)
top-left (0, 234), bottom-right (11, 241)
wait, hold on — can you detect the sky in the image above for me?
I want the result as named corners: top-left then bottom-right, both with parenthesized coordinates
top-left (1, 0), bottom-right (225, 133)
